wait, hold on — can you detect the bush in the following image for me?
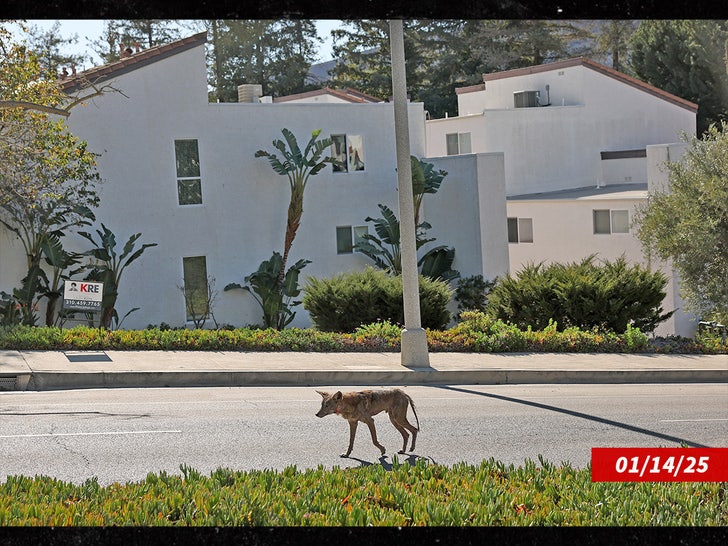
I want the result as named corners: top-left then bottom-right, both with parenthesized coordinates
top-left (454, 274), bottom-right (495, 313)
top-left (486, 256), bottom-right (673, 333)
top-left (302, 268), bottom-right (452, 332)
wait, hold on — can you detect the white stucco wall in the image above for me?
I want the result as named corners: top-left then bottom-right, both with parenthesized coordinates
top-left (0, 39), bottom-right (499, 331)
top-left (421, 153), bottom-right (509, 284)
top-left (423, 62), bottom-right (699, 336)
top-left (506, 194), bottom-right (647, 269)
top-left (427, 63), bottom-right (696, 197)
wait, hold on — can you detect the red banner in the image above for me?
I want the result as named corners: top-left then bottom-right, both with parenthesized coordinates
top-left (591, 448), bottom-right (728, 482)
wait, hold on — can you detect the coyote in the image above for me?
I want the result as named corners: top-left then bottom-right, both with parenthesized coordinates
top-left (315, 388), bottom-right (420, 458)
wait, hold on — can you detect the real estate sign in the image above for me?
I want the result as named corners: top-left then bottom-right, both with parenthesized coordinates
top-left (63, 281), bottom-right (103, 312)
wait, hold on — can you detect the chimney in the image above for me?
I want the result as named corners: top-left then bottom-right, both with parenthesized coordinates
top-left (237, 84), bottom-right (263, 103)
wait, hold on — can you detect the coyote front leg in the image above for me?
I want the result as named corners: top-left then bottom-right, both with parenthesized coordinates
top-left (342, 418), bottom-right (386, 457)
top-left (342, 420), bottom-right (358, 457)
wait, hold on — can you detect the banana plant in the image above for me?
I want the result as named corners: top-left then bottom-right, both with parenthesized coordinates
top-left (410, 156), bottom-right (447, 227)
top-left (354, 204), bottom-right (435, 274)
top-left (11, 264), bottom-right (46, 326)
top-left (78, 224), bottom-right (157, 329)
top-left (355, 156), bottom-right (458, 282)
top-left (254, 128), bottom-right (337, 295)
top-left (40, 233), bottom-right (84, 326)
top-left (225, 252), bottom-right (310, 330)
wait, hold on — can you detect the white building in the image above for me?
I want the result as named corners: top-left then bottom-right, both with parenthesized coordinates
top-left (0, 32), bottom-right (508, 330)
top-left (426, 57), bottom-right (699, 336)
top-left (1, 36), bottom-right (701, 335)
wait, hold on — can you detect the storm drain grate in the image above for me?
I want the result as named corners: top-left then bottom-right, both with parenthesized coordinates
top-left (0, 377), bottom-right (17, 391)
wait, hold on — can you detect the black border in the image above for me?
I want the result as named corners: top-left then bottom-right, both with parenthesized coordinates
top-left (2, 0), bottom-right (727, 20)
top-left (2, 0), bottom-right (726, 543)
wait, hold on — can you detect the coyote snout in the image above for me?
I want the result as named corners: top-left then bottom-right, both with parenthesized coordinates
top-left (315, 388), bottom-right (420, 458)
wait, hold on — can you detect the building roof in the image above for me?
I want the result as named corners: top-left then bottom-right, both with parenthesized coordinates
top-left (274, 87), bottom-right (383, 103)
top-left (456, 57), bottom-right (698, 113)
top-left (59, 32), bottom-right (208, 94)
top-left (507, 183), bottom-right (648, 202)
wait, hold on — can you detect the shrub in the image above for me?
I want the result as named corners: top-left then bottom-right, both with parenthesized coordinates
top-left (303, 268), bottom-right (452, 332)
top-left (454, 275), bottom-right (495, 313)
top-left (486, 256), bottom-right (673, 333)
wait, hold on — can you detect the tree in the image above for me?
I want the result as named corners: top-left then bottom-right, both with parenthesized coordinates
top-left (24, 21), bottom-right (88, 77)
top-left (89, 20), bottom-right (181, 63)
top-left (634, 122), bottom-right (728, 325)
top-left (630, 20), bottom-right (728, 135)
top-left (1, 22), bottom-right (120, 123)
top-left (588, 20), bottom-right (638, 72)
top-left (0, 120), bottom-right (100, 324)
top-left (1, 22), bottom-right (112, 324)
top-left (329, 20), bottom-right (592, 119)
top-left (193, 20), bottom-right (320, 102)
top-left (465, 20), bottom-right (591, 71)
top-left (329, 20), bottom-right (438, 103)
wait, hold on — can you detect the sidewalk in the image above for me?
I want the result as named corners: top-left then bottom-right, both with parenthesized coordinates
top-left (1, 350), bottom-right (726, 391)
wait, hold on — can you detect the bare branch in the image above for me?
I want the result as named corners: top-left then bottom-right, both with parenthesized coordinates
top-left (62, 79), bottom-right (128, 111)
top-left (0, 80), bottom-right (126, 118)
top-left (0, 100), bottom-right (70, 117)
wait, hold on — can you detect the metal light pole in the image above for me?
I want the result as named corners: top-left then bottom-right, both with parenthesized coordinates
top-left (389, 19), bottom-right (430, 368)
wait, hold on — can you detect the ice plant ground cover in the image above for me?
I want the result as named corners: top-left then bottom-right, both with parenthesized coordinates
top-left (0, 458), bottom-right (725, 526)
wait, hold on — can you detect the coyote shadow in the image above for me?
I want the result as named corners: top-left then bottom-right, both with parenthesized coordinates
top-left (348, 453), bottom-right (437, 470)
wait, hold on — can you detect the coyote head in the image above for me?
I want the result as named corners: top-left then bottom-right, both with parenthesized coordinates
top-left (315, 390), bottom-right (342, 417)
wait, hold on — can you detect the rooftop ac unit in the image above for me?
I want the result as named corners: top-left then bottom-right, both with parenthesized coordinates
top-left (237, 84), bottom-right (263, 103)
top-left (514, 90), bottom-right (540, 108)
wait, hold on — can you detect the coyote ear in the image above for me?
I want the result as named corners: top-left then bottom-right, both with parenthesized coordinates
top-left (333, 391), bottom-right (343, 401)
top-left (316, 390), bottom-right (328, 398)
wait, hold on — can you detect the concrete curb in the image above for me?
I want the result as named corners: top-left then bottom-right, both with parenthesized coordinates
top-left (17, 367), bottom-right (728, 391)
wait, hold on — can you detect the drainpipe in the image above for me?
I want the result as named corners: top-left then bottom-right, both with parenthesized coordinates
top-left (389, 19), bottom-right (430, 368)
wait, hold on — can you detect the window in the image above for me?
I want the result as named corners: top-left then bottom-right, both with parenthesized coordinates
top-left (331, 134), bottom-right (365, 172)
top-left (446, 132), bottom-right (472, 155)
top-left (593, 209), bottom-right (629, 234)
top-left (175, 139), bottom-right (202, 205)
top-left (336, 225), bottom-right (368, 254)
top-left (182, 256), bottom-right (209, 321)
top-left (507, 217), bottom-right (533, 243)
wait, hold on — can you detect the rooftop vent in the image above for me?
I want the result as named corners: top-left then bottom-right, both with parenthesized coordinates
top-left (238, 84), bottom-right (263, 103)
top-left (514, 90), bottom-right (540, 108)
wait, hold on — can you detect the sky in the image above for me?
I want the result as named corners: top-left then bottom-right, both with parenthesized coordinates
top-left (21, 20), bottom-right (346, 70)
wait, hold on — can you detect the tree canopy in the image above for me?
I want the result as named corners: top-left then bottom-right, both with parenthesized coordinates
top-left (630, 20), bottom-right (728, 135)
top-left (197, 20), bottom-right (321, 102)
top-left (1, 21), bottom-right (102, 325)
top-left (634, 122), bottom-right (728, 324)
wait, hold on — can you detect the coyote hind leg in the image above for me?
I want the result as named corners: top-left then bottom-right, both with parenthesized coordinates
top-left (363, 417), bottom-right (386, 456)
top-left (388, 413), bottom-right (411, 454)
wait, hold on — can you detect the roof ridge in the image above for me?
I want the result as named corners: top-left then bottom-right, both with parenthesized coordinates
top-left (59, 31), bottom-right (207, 93)
top-left (470, 57), bottom-right (697, 113)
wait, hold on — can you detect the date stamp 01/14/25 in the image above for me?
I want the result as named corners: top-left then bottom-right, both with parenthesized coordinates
top-left (591, 448), bottom-right (728, 482)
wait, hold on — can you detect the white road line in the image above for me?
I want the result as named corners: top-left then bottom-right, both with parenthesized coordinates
top-left (660, 419), bottom-right (728, 423)
top-left (0, 430), bottom-right (182, 438)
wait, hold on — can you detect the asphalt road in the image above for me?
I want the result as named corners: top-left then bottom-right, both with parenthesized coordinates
top-left (1, 383), bottom-right (726, 485)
